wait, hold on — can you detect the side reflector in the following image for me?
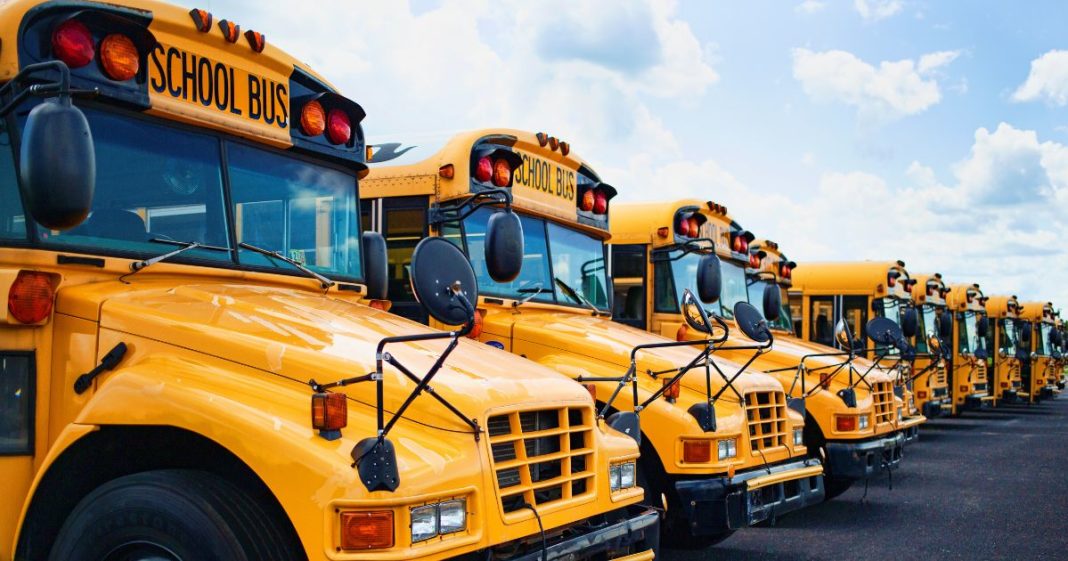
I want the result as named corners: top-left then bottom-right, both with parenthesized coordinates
top-left (675, 323), bottom-right (688, 342)
top-left (819, 372), bottom-right (832, 389)
top-left (682, 440), bottom-right (711, 463)
top-left (466, 309), bottom-right (485, 339)
top-left (438, 164), bottom-right (455, 179)
top-left (312, 392), bottom-right (347, 437)
top-left (340, 511), bottom-right (394, 550)
top-left (835, 416), bottom-right (857, 432)
top-left (52, 20), bottom-right (95, 69)
top-left (301, 101), bottom-right (326, 137)
top-left (100, 34), bottom-right (140, 81)
top-left (8, 271), bottom-right (56, 324)
top-left (367, 299), bottom-right (389, 311)
top-left (584, 383), bottom-right (597, 401)
top-left (917, 390), bottom-right (927, 399)
top-left (657, 227), bottom-right (669, 238)
top-left (662, 378), bottom-right (681, 400)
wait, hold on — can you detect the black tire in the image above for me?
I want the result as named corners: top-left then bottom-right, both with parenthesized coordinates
top-left (822, 476), bottom-right (855, 501)
top-left (638, 445), bottom-right (735, 550)
top-left (48, 470), bottom-right (303, 561)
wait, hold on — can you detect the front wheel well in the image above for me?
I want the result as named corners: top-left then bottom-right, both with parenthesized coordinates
top-left (15, 425), bottom-right (306, 561)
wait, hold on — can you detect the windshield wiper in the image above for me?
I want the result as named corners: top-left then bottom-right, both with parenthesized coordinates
top-left (513, 283), bottom-right (550, 308)
top-left (238, 242), bottom-right (335, 290)
top-left (554, 277), bottom-right (599, 314)
top-left (126, 238), bottom-right (230, 277)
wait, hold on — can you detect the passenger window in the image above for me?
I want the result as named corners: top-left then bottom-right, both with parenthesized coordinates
top-left (0, 353), bottom-right (33, 455)
top-left (653, 260), bottom-right (678, 313)
top-left (383, 205), bottom-right (427, 304)
top-left (841, 296), bottom-right (868, 352)
top-left (611, 245), bottom-right (646, 328)
top-left (810, 297), bottom-right (834, 347)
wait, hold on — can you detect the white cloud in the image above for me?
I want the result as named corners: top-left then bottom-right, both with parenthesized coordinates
top-left (795, 0), bottom-right (827, 14)
top-left (854, 0), bottom-right (903, 21)
top-left (792, 48), bottom-right (960, 121)
top-left (1012, 50), bottom-right (1068, 106)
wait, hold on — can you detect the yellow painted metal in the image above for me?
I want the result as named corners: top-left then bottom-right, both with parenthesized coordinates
top-left (1020, 300), bottom-right (1058, 402)
top-left (944, 283), bottom-right (990, 413)
top-left (985, 295), bottom-right (1024, 405)
top-left (610, 201), bottom-right (915, 455)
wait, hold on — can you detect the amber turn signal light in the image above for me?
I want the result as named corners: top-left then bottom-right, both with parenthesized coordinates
top-left (662, 378), bottom-right (681, 400)
top-left (100, 34), bottom-right (139, 81)
top-left (8, 270), bottom-right (56, 324)
top-left (682, 440), bottom-right (711, 463)
top-left (312, 392), bottom-right (347, 439)
top-left (340, 510), bottom-right (394, 550)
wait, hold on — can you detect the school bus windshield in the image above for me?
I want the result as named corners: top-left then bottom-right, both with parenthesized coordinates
top-left (3, 107), bottom-right (361, 280)
top-left (916, 306), bottom-right (939, 353)
top-left (1038, 323), bottom-right (1053, 356)
top-left (719, 260), bottom-right (749, 320)
top-left (1001, 319), bottom-right (1018, 355)
top-left (654, 251), bottom-right (748, 319)
top-left (463, 208), bottom-right (609, 310)
top-left (961, 313), bottom-right (979, 354)
top-left (747, 278), bottom-right (793, 331)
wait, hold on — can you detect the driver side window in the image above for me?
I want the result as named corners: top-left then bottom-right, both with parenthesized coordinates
top-left (0, 123), bottom-right (26, 241)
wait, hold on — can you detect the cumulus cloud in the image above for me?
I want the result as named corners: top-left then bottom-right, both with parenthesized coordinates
top-left (854, 0), bottom-right (903, 21)
top-left (1012, 50), bottom-right (1068, 105)
top-left (795, 0), bottom-right (827, 14)
top-left (792, 48), bottom-right (961, 121)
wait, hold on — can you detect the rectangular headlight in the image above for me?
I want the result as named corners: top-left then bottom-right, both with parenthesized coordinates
top-left (437, 500), bottom-right (467, 535)
top-left (717, 438), bottom-right (737, 460)
top-left (410, 504), bottom-right (438, 543)
top-left (793, 428), bottom-right (804, 446)
top-left (609, 463), bottom-right (621, 492)
top-left (859, 415), bottom-right (869, 430)
top-left (619, 462), bottom-right (636, 490)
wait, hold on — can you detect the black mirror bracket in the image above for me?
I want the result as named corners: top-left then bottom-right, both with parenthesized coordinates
top-left (0, 61), bottom-right (99, 117)
top-left (428, 187), bottom-right (513, 225)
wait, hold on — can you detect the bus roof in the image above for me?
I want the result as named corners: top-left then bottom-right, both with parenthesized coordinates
top-left (984, 294), bottom-right (1021, 318)
top-left (1019, 300), bottom-right (1056, 322)
top-left (945, 283), bottom-right (986, 312)
top-left (1, 0), bottom-right (362, 162)
top-left (790, 260), bottom-right (911, 299)
top-left (363, 128), bottom-right (615, 235)
top-left (751, 238), bottom-right (797, 288)
top-left (610, 198), bottom-right (747, 261)
top-left (909, 273), bottom-right (948, 307)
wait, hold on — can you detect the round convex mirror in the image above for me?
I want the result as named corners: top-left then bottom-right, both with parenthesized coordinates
top-left (680, 289), bottom-right (712, 334)
top-left (866, 316), bottom-right (904, 351)
top-left (409, 237), bottom-right (478, 326)
top-left (734, 301), bottom-right (771, 343)
top-left (834, 319), bottom-right (854, 351)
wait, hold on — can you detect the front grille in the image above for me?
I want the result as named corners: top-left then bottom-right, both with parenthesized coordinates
top-left (976, 363), bottom-right (988, 382)
top-left (935, 365), bottom-right (946, 385)
top-left (487, 407), bottom-right (594, 514)
top-left (933, 386), bottom-right (948, 398)
top-left (746, 391), bottom-right (788, 452)
top-left (873, 382), bottom-right (895, 425)
top-left (974, 382), bottom-right (987, 392)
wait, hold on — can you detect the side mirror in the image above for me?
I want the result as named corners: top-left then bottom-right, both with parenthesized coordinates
top-left (834, 319), bottom-right (854, 351)
top-left (901, 307), bottom-right (918, 338)
top-left (938, 312), bottom-right (953, 339)
top-left (409, 237), bottom-right (478, 326)
top-left (866, 316), bottom-right (906, 352)
top-left (361, 232), bottom-right (388, 300)
top-left (484, 211), bottom-right (524, 283)
top-left (695, 253), bottom-right (721, 304)
top-left (19, 97), bottom-right (95, 230)
top-left (926, 330), bottom-right (941, 352)
top-left (977, 316), bottom-right (989, 338)
top-left (680, 289), bottom-right (712, 334)
top-left (735, 301), bottom-right (771, 343)
top-left (762, 283), bottom-right (782, 322)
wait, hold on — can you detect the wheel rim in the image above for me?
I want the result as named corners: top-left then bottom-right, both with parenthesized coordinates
top-left (104, 541), bottom-right (182, 561)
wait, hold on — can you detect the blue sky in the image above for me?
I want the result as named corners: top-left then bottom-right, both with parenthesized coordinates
top-left (191, 0), bottom-right (1067, 309)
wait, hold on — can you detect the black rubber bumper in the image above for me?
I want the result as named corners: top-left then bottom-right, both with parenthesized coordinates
top-left (901, 423), bottom-right (920, 445)
top-left (964, 394), bottom-right (991, 410)
top-left (1041, 386), bottom-right (1057, 399)
top-left (673, 458), bottom-right (824, 535)
top-left (921, 399), bottom-right (946, 418)
top-left (1000, 390), bottom-right (1020, 403)
top-left (504, 505), bottom-right (659, 561)
top-left (825, 432), bottom-right (905, 480)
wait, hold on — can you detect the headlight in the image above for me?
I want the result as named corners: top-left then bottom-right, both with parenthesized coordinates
top-left (858, 415), bottom-right (869, 430)
top-left (410, 499), bottom-right (467, 543)
top-left (793, 428), bottom-right (804, 446)
top-left (610, 461), bottom-right (637, 492)
top-left (717, 438), bottom-right (737, 460)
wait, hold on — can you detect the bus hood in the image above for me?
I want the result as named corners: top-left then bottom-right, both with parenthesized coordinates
top-left (491, 308), bottom-right (784, 395)
top-left (739, 330), bottom-right (897, 388)
top-left (83, 281), bottom-right (594, 430)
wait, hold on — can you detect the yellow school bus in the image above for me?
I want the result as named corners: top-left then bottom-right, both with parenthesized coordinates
top-left (0, 2), bottom-right (659, 560)
top-left (610, 201), bottom-right (908, 501)
top-left (900, 273), bottom-right (957, 415)
top-left (1019, 301), bottom-right (1059, 401)
top-left (363, 135), bottom-right (823, 547)
top-left (944, 284), bottom-right (994, 411)
top-left (983, 295), bottom-right (1024, 404)
top-left (1054, 316), bottom-right (1066, 389)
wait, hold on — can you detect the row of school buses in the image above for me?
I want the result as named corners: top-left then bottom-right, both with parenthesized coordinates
top-left (0, 1), bottom-right (1063, 559)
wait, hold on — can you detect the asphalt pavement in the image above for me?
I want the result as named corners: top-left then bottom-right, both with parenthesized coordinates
top-left (664, 397), bottom-right (1068, 561)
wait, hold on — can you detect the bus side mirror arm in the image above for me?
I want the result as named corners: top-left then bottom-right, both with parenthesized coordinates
top-left (427, 187), bottom-right (513, 225)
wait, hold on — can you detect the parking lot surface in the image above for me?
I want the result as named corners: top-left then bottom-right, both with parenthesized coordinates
top-left (665, 398), bottom-right (1068, 561)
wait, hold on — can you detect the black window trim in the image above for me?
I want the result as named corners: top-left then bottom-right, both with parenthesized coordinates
top-left (0, 350), bottom-right (36, 457)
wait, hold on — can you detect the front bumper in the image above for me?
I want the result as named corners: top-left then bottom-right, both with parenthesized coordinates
top-left (921, 398), bottom-right (948, 418)
top-left (899, 415), bottom-right (925, 445)
top-left (825, 432), bottom-right (905, 480)
top-left (674, 458), bottom-right (824, 535)
top-left (502, 505), bottom-right (660, 561)
top-left (1000, 389), bottom-right (1020, 403)
top-left (1040, 386), bottom-right (1056, 400)
top-left (964, 393), bottom-right (993, 410)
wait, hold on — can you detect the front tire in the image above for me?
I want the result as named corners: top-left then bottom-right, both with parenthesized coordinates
top-left (48, 470), bottom-right (302, 561)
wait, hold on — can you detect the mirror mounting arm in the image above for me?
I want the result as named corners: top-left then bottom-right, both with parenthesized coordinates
top-left (428, 187), bottom-right (513, 226)
top-left (0, 61), bottom-right (98, 117)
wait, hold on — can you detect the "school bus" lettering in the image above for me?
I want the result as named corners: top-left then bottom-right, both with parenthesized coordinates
top-left (149, 44), bottom-right (288, 129)
top-left (513, 151), bottom-right (576, 202)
